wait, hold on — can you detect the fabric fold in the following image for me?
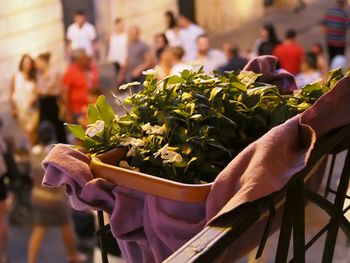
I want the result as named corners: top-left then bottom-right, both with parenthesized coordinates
top-left (243, 55), bottom-right (297, 94)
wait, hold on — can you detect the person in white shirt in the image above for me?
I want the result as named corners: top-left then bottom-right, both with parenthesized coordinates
top-left (193, 34), bottom-right (227, 73)
top-left (295, 52), bottom-right (321, 89)
top-left (164, 11), bottom-right (180, 47)
top-left (170, 47), bottom-right (194, 75)
top-left (66, 10), bottom-right (97, 58)
top-left (106, 18), bottom-right (127, 74)
top-left (178, 14), bottom-right (205, 61)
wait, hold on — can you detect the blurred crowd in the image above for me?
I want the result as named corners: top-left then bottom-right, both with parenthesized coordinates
top-left (0, 0), bottom-right (349, 262)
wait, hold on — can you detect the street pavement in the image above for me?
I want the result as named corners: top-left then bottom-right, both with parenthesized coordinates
top-left (2, 0), bottom-right (350, 262)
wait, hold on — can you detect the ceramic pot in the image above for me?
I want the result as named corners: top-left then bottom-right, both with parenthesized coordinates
top-left (90, 148), bottom-right (213, 203)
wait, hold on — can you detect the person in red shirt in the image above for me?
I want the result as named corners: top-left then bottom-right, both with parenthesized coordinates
top-left (273, 29), bottom-right (304, 75)
top-left (62, 48), bottom-right (99, 123)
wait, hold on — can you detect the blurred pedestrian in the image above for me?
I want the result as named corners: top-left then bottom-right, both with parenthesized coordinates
top-left (62, 49), bottom-right (99, 123)
top-left (106, 18), bottom-right (127, 75)
top-left (154, 33), bottom-right (169, 62)
top-left (0, 140), bottom-right (21, 263)
top-left (294, 0), bottom-right (306, 13)
top-left (330, 54), bottom-right (347, 71)
top-left (273, 29), bottom-right (304, 75)
top-left (322, 0), bottom-right (349, 63)
top-left (8, 144), bottom-right (32, 226)
top-left (27, 122), bottom-right (82, 263)
top-left (219, 43), bottom-right (247, 72)
top-left (117, 26), bottom-right (154, 85)
top-left (295, 52), bottom-right (321, 89)
top-left (36, 52), bottom-right (67, 143)
top-left (170, 47), bottom-right (193, 75)
top-left (154, 48), bottom-right (174, 79)
top-left (77, 88), bottom-right (102, 128)
top-left (0, 135), bottom-right (9, 263)
top-left (311, 42), bottom-right (328, 79)
top-left (164, 11), bottom-right (180, 47)
top-left (66, 10), bottom-right (97, 58)
top-left (193, 34), bottom-right (227, 73)
top-left (253, 23), bottom-right (280, 56)
top-left (10, 54), bottom-right (38, 146)
top-left (178, 14), bottom-right (205, 61)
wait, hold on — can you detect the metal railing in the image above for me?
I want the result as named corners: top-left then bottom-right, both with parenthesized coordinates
top-left (97, 125), bottom-right (350, 263)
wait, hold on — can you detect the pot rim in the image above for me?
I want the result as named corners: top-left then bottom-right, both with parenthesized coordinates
top-left (90, 148), bottom-right (213, 203)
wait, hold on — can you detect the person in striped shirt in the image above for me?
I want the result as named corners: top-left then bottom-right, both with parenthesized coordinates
top-left (322, 0), bottom-right (349, 63)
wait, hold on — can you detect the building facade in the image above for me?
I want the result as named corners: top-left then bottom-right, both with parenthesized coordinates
top-left (0, 0), bottom-right (65, 101)
top-left (0, 0), bottom-right (314, 102)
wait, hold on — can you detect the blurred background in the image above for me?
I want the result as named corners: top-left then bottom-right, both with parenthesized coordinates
top-left (1, 0), bottom-right (350, 262)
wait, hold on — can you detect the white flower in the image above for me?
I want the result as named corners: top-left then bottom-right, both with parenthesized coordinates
top-left (120, 137), bottom-right (145, 157)
top-left (154, 144), bottom-right (183, 164)
top-left (119, 160), bottom-right (140, 172)
top-left (142, 69), bottom-right (156, 75)
top-left (120, 137), bottom-right (144, 147)
top-left (151, 125), bottom-right (166, 135)
top-left (162, 152), bottom-right (183, 163)
top-left (141, 123), bottom-right (166, 135)
top-left (85, 120), bottom-right (105, 137)
top-left (153, 144), bottom-right (169, 158)
top-left (119, 81), bottom-right (141, 90)
top-left (141, 123), bottom-right (152, 132)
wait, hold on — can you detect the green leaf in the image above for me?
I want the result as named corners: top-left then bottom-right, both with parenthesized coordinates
top-left (173, 109), bottom-right (190, 118)
top-left (96, 95), bottom-right (115, 124)
top-left (167, 75), bottom-right (186, 84)
top-left (269, 104), bottom-right (288, 128)
top-left (209, 87), bottom-right (223, 101)
top-left (190, 114), bottom-right (202, 120)
top-left (184, 157), bottom-right (197, 173)
top-left (206, 141), bottom-right (232, 157)
top-left (181, 69), bottom-right (191, 80)
top-left (83, 137), bottom-right (101, 150)
top-left (118, 115), bottom-right (135, 125)
top-left (231, 82), bottom-right (247, 92)
top-left (173, 161), bottom-right (187, 167)
top-left (66, 124), bottom-right (86, 140)
top-left (87, 104), bottom-right (100, 123)
top-left (238, 71), bottom-right (261, 86)
top-left (218, 114), bottom-right (237, 128)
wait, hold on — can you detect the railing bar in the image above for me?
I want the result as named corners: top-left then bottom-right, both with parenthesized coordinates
top-left (292, 179), bottom-right (305, 263)
top-left (326, 188), bottom-right (350, 200)
top-left (97, 210), bottom-right (109, 263)
top-left (343, 204), bottom-right (350, 214)
top-left (322, 149), bottom-right (350, 263)
top-left (305, 224), bottom-right (329, 250)
top-left (275, 192), bottom-right (295, 262)
top-left (324, 154), bottom-right (337, 198)
top-left (256, 201), bottom-right (276, 259)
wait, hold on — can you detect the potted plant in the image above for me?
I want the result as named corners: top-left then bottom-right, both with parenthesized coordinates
top-left (66, 67), bottom-right (343, 203)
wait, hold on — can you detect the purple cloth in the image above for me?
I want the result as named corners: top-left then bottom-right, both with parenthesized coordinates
top-left (243, 55), bottom-right (297, 94)
top-left (43, 146), bottom-right (206, 262)
top-left (43, 56), bottom-right (350, 262)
